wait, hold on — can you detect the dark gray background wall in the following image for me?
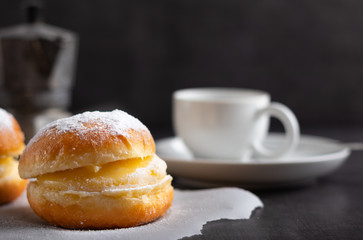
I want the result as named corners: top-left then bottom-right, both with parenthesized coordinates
top-left (1, 0), bottom-right (362, 133)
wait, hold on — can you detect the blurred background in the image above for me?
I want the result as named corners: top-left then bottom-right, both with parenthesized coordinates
top-left (0, 0), bottom-right (363, 140)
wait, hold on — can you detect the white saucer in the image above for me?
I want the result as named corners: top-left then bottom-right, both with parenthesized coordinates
top-left (156, 134), bottom-right (351, 188)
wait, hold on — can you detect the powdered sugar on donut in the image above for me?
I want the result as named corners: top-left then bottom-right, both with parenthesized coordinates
top-left (28, 110), bottom-right (149, 146)
top-left (0, 108), bottom-right (13, 132)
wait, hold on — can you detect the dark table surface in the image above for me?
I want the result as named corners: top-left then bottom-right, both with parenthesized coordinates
top-left (153, 127), bottom-right (363, 240)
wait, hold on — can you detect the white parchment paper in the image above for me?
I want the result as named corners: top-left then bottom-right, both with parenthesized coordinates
top-left (0, 188), bottom-right (263, 240)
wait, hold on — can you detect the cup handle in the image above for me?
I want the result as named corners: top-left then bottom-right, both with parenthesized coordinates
top-left (252, 102), bottom-right (300, 159)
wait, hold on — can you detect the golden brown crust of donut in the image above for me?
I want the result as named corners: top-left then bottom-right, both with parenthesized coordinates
top-left (27, 182), bottom-right (173, 229)
top-left (19, 124), bottom-right (155, 179)
top-left (19, 110), bottom-right (172, 229)
top-left (0, 113), bottom-right (25, 158)
top-left (0, 167), bottom-right (28, 205)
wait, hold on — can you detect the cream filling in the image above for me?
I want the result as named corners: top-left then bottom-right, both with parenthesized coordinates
top-left (0, 157), bottom-right (15, 178)
top-left (0, 157), bottom-right (19, 180)
top-left (34, 155), bottom-right (170, 193)
top-left (59, 175), bottom-right (172, 197)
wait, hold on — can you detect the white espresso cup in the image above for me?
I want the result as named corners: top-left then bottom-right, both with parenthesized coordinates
top-left (173, 88), bottom-right (300, 161)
